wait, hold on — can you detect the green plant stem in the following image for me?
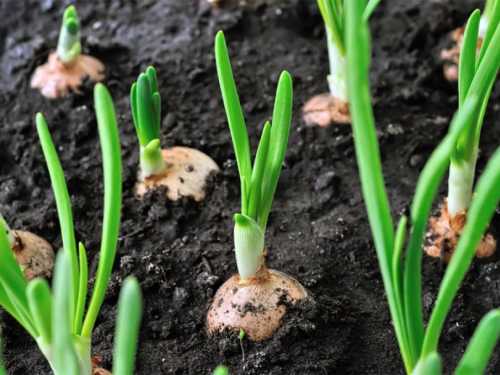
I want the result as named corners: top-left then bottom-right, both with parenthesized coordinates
top-left (234, 215), bottom-right (264, 279)
top-left (57, 6), bottom-right (81, 63)
top-left (140, 139), bottom-right (167, 179)
top-left (326, 27), bottom-right (348, 101)
top-left (447, 149), bottom-right (477, 217)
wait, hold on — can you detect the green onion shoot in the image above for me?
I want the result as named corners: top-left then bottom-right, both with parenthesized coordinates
top-left (0, 84), bottom-right (142, 374)
top-left (480, 0), bottom-right (495, 38)
top-left (207, 31), bottom-right (307, 341)
top-left (213, 365), bottom-right (229, 375)
top-left (302, 0), bottom-right (380, 126)
top-left (0, 209), bottom-right (54, 281)
top-left (425, 4), bottom-right (500, 262)
top-left (57, 5), bottom-right (81, 63)
top-left (441, 0), bottom-right (496, 82)
top-left (131, 66), bottom-right (219, 201)
top-left (31, 6), bottom-right (104, 99)
top-left (345, 1), bottom-right (500, 373)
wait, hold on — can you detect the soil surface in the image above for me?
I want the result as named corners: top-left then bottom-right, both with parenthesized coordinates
top-left (1, 0), bottom-right (500, 374)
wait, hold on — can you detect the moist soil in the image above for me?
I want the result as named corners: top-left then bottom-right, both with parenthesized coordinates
top-left (1, 0), bottom-right (500, 374)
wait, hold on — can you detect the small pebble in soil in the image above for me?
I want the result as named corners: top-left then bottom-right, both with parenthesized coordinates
top-left (386, 123), bottom-right (404, 135)
top-left (409, 154), bottom-right (424, 168)
top-left (120, 255), bottom-right (136, 271)
top-left (196, 271), bottom-right (219, 288)
top-left (172, 287), bottom-right (190, 307)
top-left (314, 171), bottom-right (336, 191)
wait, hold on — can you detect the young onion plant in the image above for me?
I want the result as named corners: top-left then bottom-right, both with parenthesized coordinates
top-left (0, 84), bottom-right (140, 375)
top-left (303, 0), bottom-right (379, 126)
top-left (441, 0), bottom-right (497, 82)
top-left (131, 66), bottom-right (219, 201)
top-left (345, 2), bottom-right (500, 373)
top-left (0, 210), bottom-right (53, 281)
top-left (426, 4), bottom-right (500, 262)
top-left (31, 6), bottom-right (104, 99)
top-left (207, 31), bottom-right (307, 341)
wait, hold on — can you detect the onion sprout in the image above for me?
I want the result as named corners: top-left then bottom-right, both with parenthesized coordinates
top-left (480, 0), bottom-right (495, 38)
top-left (215, 31), bottom-right (292, 280)
top-left (447, 3), bottom-right (500, 218)
top-left (131, 66), bottom-right (167, 179)
top-left (0, 84), bottom-right (138, 374)
top-left (213, 365), bottom-right (229, 375)
top-left (317, 0), bottom-right (380, 101)
top-left (57, 6), bottom-right (81, 63)
top-left (345, 1), bottom-right (500, 373)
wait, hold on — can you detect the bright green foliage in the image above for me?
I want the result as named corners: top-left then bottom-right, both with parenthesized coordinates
top-left (0, 83), bottom-right (124, 374)
top-left (112, 277), bottom-right (143, 375)
top-left (215, 31), bottom-right (293, 279)
top-left (238, 329), bottom-right (245, 340)
top-left (316, 0), bottom-right (379, 100)
top-left (213, 365), bottom-right (230, 375)
top-left (57, 6), bottom-right (81, 63)
top-left (480, 0), bottom-right (496, 37)
top-left (448, 0), bottom-right (500, 217)
top-left (130, 66), bottom-right (167, 178)
top-left (345, 1), bottom-right (500, 373)
top-left (317, 0), bottom-right (380, 55)
top-left (413, 352), bottom-right (441, 375)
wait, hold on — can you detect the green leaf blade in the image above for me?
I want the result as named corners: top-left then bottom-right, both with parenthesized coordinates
top-left (458, 10), bottom-right (480, 108)
top-left (52, 252), bottom-right (79, 375)
top-left (136, 74), bottom-right (159, 145)
top-left (247, 122), bottom-right (271, 220)
top-left (36, 113), bottom-right (79, 328)
top-left (82, 84), bottom-right (122, 339)
top-left (257, 71), bottom-right (293, 229)
top-left (112, 277), bottom-right (143, 375)
top-left (454, 310), bottom-right (500, 375)
top-left (27, 279), bottom-right (53, 344)
top-left (215, 31), bottom-right (252, 214)
top-left (74, 243), bottom-right (88, 335)
top-left (423, 143), bottom-right (500, 356)
top-left (404, 98), bottom-right (478, 361)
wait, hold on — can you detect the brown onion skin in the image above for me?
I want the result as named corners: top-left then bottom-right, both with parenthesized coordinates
top-left (12, 230), bottom-right (54, 281)
top-left (207, 268), bottom-right (307, 341)
top-left (424, 199), bottom-right (496, 263)
top-left (31, 52), bottom-right (104, 99)
top-left (136, 147), bottom-right (219, 202)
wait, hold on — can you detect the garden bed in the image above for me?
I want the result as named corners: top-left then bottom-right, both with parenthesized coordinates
top-left (1, 0), bottom-right (500, 374)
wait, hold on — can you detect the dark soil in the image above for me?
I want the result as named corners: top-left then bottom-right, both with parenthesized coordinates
top-left (1, 0), bottom-right (500, 374)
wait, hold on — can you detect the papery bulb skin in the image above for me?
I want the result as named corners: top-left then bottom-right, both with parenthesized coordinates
top-left (31, 52), bottom-right (104, 99)
top-left (207, 267), bottom-right (307, 341)
top-left (424, 199), bottom-right (496, 263)
top-left (136, 147), bottom-right (219, 202)
top-left (12, 230), bottom-right (54, 281)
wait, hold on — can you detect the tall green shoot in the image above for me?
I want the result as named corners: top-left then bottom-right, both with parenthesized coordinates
top-left (345, 1), bottom-right (500, 373)
top-left (215, 31), bottom-right (292, 279)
